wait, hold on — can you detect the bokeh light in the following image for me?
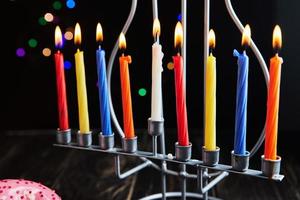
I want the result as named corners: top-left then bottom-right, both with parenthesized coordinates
top-left (42, 48), bottom-right (51, 57)
top-left (52, 1), bottom-right (62, 10)
top-left (28, 38), bottom-right (38, 48)
top-left (38, 17), bottom-right (47, 26)
top-left (44, 13), bottom-right (54, 22)
top-left (167, 62), bottom-right (174, 70)
top-left (177, 14), bottom-right (182, 21)
top-left (16, 48), bottom-right (26, 57)
top-left (66, 0), bottom-right (76, 9)
top-left (64, 60), bottom-right (72, 69)
top-left (64, 31), bottom-right (73, 40)
top-left (138, 88), bottom-right (147, 97)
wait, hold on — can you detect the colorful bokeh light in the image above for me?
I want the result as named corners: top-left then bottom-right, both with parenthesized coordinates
top-left (28, 38), bottom-right (38, 48)
top-left (16, 48), bottom-right (26, 57)
top-left (44, 13), bottom-right (54, 22)
top-left (138, 88), bottom-right (147, 97)
top-left (53, 1), bottom-right (62, 10)
top-left (64, 60), bottom-right (72, 69)
top-left (167, 62), bottom-right (174, 70)
top-left (64, 31), bottom-right (73, 40)
top-left (66, 0), bottom-right (76, 9)
top-left (38, 17), bottom-right (47, 26)
top-left (42, 48), bottom-right (51, 57)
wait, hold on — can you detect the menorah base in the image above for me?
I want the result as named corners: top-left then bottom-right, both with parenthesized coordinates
top-left (56, 129), bottom-right (71, 144)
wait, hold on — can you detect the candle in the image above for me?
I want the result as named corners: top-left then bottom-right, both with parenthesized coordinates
top-left (118, 33), bottom-right (135, 138)
top-left (264, 25), bottom-right (283, 160)
top-left (204, 29), bottom-right (216, 151)
top-left (54, 26), bottom-right (69, 131)
top-left (173, 22), bottom-right (189, 146)
top-left (233, 25), bottom-right (251, 155)
top-left (151, 18), bottom-right (164, 121)
top-left (74, 23), bottom-right (90, 133)
top-left (96, 23), bottom-right (112, 136)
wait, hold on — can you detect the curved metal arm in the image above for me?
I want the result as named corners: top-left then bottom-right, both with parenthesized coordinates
top-left (115, 155), bottom-right (151, 179)
top-left (107, 0), bottom-right (138, 139)
top-left (224, 0), bottom-right (269, 157)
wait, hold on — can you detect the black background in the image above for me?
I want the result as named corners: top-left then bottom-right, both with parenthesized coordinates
top-left (3, 0), bottom-right (299, 141)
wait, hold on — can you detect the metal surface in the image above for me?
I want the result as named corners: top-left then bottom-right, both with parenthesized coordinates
top-left (202, 147), bottom-right (220, 166)
top-left (114, 155), bottom-right (150, 179)
top-left (56, 129), bottom-right (71, 144)
top-left (148, 119), bottom-right (164, 136)
top-left (76, 131), bottom-right (92, 147)
top-left (231, 151), bottom-right (250, 172)
top-left (175, 142), bottom-right (192, 161)
top-left (261, 155), bottom-right (281, 178)
top-left (54, 143), bottom-right (284, 181)
top-left (122, 136), bottom-right (137, 153)
top-left (140, 192), bottom-right (223, 200)
top-left (99, 133), bottom-right (114, 150)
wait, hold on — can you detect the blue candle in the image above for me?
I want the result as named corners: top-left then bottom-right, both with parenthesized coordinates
top-left (233, 49), bottom-right (249, 155)
top-left (96, 47), bottom-right (112, 135)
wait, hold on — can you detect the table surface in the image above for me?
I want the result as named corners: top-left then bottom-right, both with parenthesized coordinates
top-left (0, 130), bottom-right (298, 200)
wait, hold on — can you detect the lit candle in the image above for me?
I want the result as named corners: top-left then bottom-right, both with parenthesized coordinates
top-left (119, 33), bottom-right (135, 139)
top-left (151, 18), bottom-right (164, 121)
top-left (233, 25), bottom-right (251, 155)
top-left (204, 29), bottom-right (216, 151)
top-left (264, 25), bottom-right (283, 160)
top-left (74, 23), bottom-right (90, 133)
top-left (173, 22), bottom-right (189, 146)
top-left (96, 23), bottom-right (112, 136)
top-left (54, 26), bottom-right (69, 131)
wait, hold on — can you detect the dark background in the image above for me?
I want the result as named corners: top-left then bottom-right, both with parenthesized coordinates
top-left (3, 0), bottom-right (300, 140)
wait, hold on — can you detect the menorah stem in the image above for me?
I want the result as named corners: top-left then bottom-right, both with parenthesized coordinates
top-left (161, 161), bottom-right (167, 200)
top-left (203, 168), bottom-right (208, 200)
top-left (152, 136), bottom-right (158, 156)
top-left (180, 164), bottom-right (187, 200)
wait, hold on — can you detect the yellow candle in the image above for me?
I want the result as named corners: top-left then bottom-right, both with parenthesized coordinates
top-left (74, 23), bottom-right (90, 133)
top-left (204, 29), bottom-right (216, 151)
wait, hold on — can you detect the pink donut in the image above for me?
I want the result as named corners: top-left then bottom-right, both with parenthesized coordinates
top-left (0, 179), bottom-right (61, 200)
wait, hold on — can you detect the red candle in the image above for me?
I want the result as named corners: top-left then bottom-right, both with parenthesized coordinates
top-left (264, 25), bottom-right (283, 160)
top-left (119, 33), bottom-right (135, 138)
top-left (173, 22), bottom-right (189, 146)
top-left (54, 26), bottom-right (69, 131)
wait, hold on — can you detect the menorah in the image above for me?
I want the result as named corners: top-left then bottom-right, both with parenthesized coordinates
top-left (54, 0), bottom-right (284, 199)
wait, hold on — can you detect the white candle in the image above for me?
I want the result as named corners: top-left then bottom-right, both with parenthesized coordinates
top-left (151, 18), bottom-right (164, 121)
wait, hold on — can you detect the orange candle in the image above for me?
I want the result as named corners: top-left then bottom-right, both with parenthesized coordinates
top-left (264, 25), bottom-right (283, 160)
top-left (118, 33), bottom-right (135, 138)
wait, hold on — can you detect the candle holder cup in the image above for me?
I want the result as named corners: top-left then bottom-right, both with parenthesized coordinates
top-left (261, 155), bottom-right (281, 178)
top-left (148, 118), bottom-right (164, 136)
top-left (175, 142), bottom-right (192, 161)
top-left (231, 150), bottom-right (250, 172)
top-left (56, 129), bottom-right (71, 144)
top-left (99, 133), bottom-right (114, 150)
top-left (202, 146), bottom-right (220, 166)
top-left (77, 131), bottom-right (92, 147)
top-left (122, 136), bottom-right (137, 153)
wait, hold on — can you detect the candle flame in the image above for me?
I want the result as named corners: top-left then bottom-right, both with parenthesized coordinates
top-left (273, 25), bottom-right (282, 50)
top-left (74, 23), bottom-right (82, 45)
top-left (55, 26), bottom-right (63, 49)
top-left (208, 29), bottom-right (216, 49)
top-left (96, 22), bottom-right (103, 43)
top-left (153, 18), bottom-right (161, 39)
top-left (174, 21), bottom-right (183, 48)
top-left (119, 32), bottom-right (126, 50)
top-left (242, 24), bottom-right (251, 47)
